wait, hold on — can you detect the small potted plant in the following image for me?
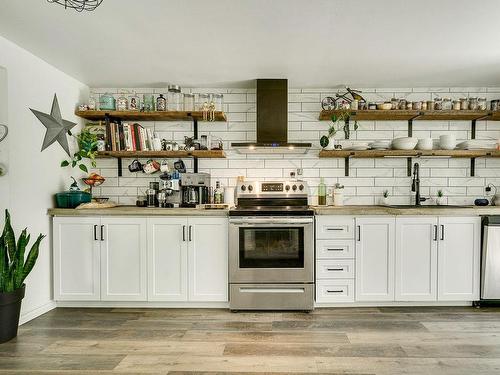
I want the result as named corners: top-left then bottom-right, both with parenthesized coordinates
top-left (0, 210), bottom-right (44, 343)
top-left (436, 190), bottom-right (446, 205)
top-left (380, 190), bottom-right (390, 205)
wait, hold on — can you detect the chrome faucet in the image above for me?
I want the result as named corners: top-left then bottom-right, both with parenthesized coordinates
top-left (411, 162), bottom-right (426, 205)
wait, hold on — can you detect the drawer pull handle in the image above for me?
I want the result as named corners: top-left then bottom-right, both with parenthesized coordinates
top-left (327, 289), bottom-right (344, 293)
top-left (327, 248), bottom-right (344, 251)
top-left (326, 228), bottom-right (344, 231)
top-left (327, 268), bottom-right (344, 271)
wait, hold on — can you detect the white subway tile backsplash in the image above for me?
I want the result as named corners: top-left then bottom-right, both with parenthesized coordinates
top-left (91, 86), bottom-right (498, 203)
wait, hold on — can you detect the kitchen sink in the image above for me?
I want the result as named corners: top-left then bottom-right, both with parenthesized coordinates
top-left (381, 205), bottom-right (470, 209)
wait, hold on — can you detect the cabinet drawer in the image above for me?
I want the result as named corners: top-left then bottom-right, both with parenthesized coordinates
top-left (316, 240), bottom-right (355, 259)
top-left (316, 279), bottom-right (355, 303)
top-left (316, 216), bottom-right (355, 239)
top-left (316, 259), bottom-right (355, 279)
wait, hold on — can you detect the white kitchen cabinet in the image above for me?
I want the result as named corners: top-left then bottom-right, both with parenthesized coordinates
top-left (395, 217), bottom-right (438, 301)
top-left (438, 216), bottom-right (481, 301)
top-left (316, 216), bottom-right (355, 240)
top-left (355, 217), bottom-right (395, 301)
top-left (147, 218), bottom-right (188, 301)
top-left (188, 217), bottom-right (228, 302)
top-left (100, 217), bottom-right (147, 301)
top-left (53, 217), bottom-right (100, 301)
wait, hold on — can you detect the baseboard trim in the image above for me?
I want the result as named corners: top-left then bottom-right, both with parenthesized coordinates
top-left (314, 301), bottom-right (473, 308)
top-left (19, 301), bottom-right (57, 325)
top-left (56, 301), bottom-right (230, 308)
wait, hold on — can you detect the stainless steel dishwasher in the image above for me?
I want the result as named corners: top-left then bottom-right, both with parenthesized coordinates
top-left (481, 216), bottom-right (500, 301)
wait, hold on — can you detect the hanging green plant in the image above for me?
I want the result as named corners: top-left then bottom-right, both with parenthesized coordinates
top-left (328, 108), bottom-right (359, 139)
top-left (60, 128), bottom-right (98, 173)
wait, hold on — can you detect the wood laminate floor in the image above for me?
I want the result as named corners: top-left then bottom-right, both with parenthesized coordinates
top-left (2, 306), bottom-right (500, 374)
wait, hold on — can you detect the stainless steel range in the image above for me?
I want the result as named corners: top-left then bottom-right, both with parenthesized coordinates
top-left (229, 180), bottom-right (314, 311)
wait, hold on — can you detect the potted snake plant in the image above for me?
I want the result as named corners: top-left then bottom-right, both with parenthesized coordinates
top-left (0, 210), bottom-right (44, 343)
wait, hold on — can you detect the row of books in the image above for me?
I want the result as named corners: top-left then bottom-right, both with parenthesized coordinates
top-left (106, 122), bottom-right (156, 151)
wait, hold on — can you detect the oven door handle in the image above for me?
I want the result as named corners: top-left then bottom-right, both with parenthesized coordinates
top-left (229, 218), bottom-right (313, 225)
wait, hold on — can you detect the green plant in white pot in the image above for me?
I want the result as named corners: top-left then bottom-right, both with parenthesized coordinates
top-left (0, 210), bottom-right (45, 343)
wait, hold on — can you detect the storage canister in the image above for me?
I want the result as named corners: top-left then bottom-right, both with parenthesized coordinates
top-left (167, 85), bottom-right (182, 111)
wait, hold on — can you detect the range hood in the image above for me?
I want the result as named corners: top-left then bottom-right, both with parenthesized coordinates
top-left (231, 79), bottom-right (312, 154)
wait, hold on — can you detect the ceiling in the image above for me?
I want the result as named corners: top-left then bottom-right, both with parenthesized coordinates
top-left (1, 0), bottom-right (500, 88)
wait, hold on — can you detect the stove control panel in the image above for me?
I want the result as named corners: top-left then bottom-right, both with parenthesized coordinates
top-left (236, 180), bottom-right (308, 197)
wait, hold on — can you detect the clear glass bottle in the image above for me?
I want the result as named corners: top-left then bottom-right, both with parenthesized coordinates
top-left (183, 93), bottom-right (195, 111)
top-left (116, 93), bottom-right (128, 111)
top-left (128, 92), bottom-right (140, 111)
top-left (318, 178), bottom-right (327, 206)
top-left (156, 94), bottom-right (167, 111)
top-left (167, 85), bottom-right (182, 111)
top-left (214, 181), bottom-right (224, 204)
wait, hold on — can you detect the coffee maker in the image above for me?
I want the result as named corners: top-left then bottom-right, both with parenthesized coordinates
top-left (180, 173), bottom-right (210, 207)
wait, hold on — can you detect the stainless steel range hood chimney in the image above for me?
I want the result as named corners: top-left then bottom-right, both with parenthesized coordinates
top-left (231, 79), bottom-right (312, 154)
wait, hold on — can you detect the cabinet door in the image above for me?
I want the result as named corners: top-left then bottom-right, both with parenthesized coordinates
top-left (438, 216), bottom-right (481, 301)
top-left (53, 217), bottom-right (100, 301)
top-left (355, 217), bottom-right (395, 301)
top-left (100, 217), bottom-right (147, 301)
top-left (395, 217), bottom-right (438, 301)
top-left (188, 217), bottom-right (228, 302)
top-left (147, 218), bottom-right (188, 301)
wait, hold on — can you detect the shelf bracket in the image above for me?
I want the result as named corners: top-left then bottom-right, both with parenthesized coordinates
top-left (407, 158), bottom-right (412, 177)
top-left (117, 157), bottom-right (123, 177)
top-left (193, 117), bottom-right (199, 173)
top-left (471, 157), bottom-right (476, 177)
top-left (471, 119), bottom-right (476, 140)
top-left (344, 157), bottom-right (350, 176)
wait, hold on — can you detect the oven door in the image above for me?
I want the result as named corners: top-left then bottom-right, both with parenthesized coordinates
top-left (229, 217), bottom-right (314, 283)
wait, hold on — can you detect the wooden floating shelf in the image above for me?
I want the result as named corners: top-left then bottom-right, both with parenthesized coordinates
top-left (319, 149), bottom-right (500, 158)
top-left (96, 150), bottom-right (226, 159)
top-left (319, 109), bottom-right (499, 121)
top-left (75, 110), bottom-right (227, 122)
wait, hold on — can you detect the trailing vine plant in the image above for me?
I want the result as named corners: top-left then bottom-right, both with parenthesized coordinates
top-left (320, 108), bottom-right (359, 148)
top-left (60, 128), bottom-right (98, 173)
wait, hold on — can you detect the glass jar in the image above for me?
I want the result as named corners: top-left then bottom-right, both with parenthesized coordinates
top-left (99, 92), bottom-right (116, 110)
top-left (442, 98), bottom-right (452, 110)
top-left (460, 97), bottom-right (468, 110)
top-left (128, 92), bottom-right (140, 111)
top-left (368, 102), bottom-right (377, 110)
top-left (143, 94), bottom-right (154, 111)
top-left (434, 98), bottom-right (443, 110)
top-left (469, 97), bottom-right (478, 110)
top-left (167, 85), bottom-right (182, 111)
top-left (478, 97), bottom-right (487, 110)
top-left (156, 94), bottom-right (167, 111)
top-left (491, 100), bottom-right (499, 111)
top-left (358, 100), bottom-right (367, 110)
top-left (350, 99), bottom-right (359, 110)
top-left (211, 93), bottom-right (224, 112)
top-left (88, 93), bottom-right (97, 110)
top-left (426, 100), bottom-right (434, 110)
top-left (421, 101), bottom-right (428, 110)
top-left (391, 98), bottom-right (398, 110)
top-left (398, 98), bottom-right (407, 110)
top-left (183, 93), bottom-right (195, 111)
top-left (452, 100), bottom-right (461, 110)
top-left (412, 101), bottom-right (422, 110)
top-left (116, 94), bottom-right (128, 111)
top-left (197, 93), bottom-right (210, 111)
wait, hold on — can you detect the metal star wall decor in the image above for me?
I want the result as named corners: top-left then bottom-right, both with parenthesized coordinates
top-left (30, 94), bottom-right (77, 156)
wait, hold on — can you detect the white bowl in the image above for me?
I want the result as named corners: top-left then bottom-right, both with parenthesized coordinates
top-left (416, 138), bottom-right (433, 150)
top-left (440, 134), bottom-right (456, 143)
top-left (391, 137), bottom-right (418, 150)
top-left (440, 141), bottom-right (456, 150)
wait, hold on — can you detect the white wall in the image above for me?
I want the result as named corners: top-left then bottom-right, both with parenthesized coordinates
top-left (0, 67), bottom-right (8, 210)
top-left (0, 36), bottom-right (88, 323)
top-left (91, 87), bottom-right (500, 206)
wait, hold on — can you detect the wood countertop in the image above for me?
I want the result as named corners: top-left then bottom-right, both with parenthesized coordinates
top-left (48, 205), bottom-right (500, 217)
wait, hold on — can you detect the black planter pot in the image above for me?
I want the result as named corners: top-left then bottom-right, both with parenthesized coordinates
top-left (0, 285), bottom-right (25, 343)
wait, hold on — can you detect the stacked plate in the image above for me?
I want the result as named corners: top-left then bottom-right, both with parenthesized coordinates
top-left (369, 140), bottom-right (391, 150)
top-left (340, 141), bottom-right (370, 151)
top-left (456, 140), bottom-right (497, 150)
top-left (391, 137), bottom-right (418, 150)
